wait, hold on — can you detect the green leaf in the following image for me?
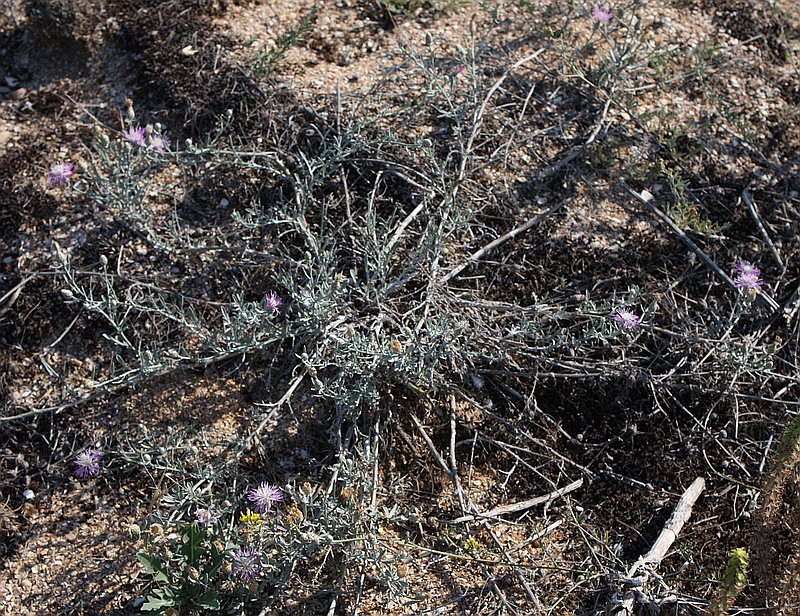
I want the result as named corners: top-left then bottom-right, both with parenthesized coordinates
top-left (140, 589), bottom-right (178, 611)
top-left (137, 552), bottom-right (171, 583)
top-left (178, 523), bottom-right (206, 564)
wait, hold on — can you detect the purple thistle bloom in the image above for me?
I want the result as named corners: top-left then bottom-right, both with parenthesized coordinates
top-left (195, 507), bottom-right (221, 528)
top-left (247, 482), bottom-right (283, 513)
top-left (732, 260), bottom-right (763, 293)
top-left (74, 449), bottom-right (103, 478)
top-left (611, 306), bottom-right (640, 329)
top-left (231, 547), bottom-right (261, 582)
top-left (48, 162), bottom-right (74, 186)
top-left (593, 5), bottom-right (613, 21)
top-left (452, 64), bottom-right (465, 76)
top-left (148, 133), bottom-right (170, 153)
top-left (734, 271), bottom-right (764, 292)
top-left (124, 125), bottom-right (146, 146)
top-left (733, 260), bottom-right (760, 277)
top-left (264, 291), bottom-right (283, 314)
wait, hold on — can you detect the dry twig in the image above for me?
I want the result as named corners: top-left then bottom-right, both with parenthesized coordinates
top-left (451, 479), bottom-right (583, 523)
top-left (627, 476), bottom-right (706, 577)
top-left (742, 188), bottom-right (784, 272)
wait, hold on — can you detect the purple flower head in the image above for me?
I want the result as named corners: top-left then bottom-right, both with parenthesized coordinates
top-left (148, 133), bottom-right (171, 153)
top-left (733, 260), bottom-right (760, 277)
top-left (231, 546), bottom-right (261, 582)
top-left (264, 291), bottom-right (283, 314)
top-left (593, 5), bottom-right (613, 21)
top-left (452, 64), bottom-right (465, 77)
top-left (734, 271), bottom-right (763, 293)
top-left (247, 482), bottom-right (283, 513)
top-left (195, 506), bottom-right (221, 528)
top-left (74, 449), bottom-right (103, 478)
top-left (124, 125), bottom-right (146, 146)
top-left (48, 162), bottom-right (74, 186)
top-left (611, 306), bottom-right (640, 329)
top-left (732, 259), bottom-right (763, 293)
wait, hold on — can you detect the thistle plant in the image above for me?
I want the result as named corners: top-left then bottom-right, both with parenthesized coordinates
top-left (732, 260), bottom-right (764, 295)
top-left (32, 5), bottom-right (794, 611)
top-left (48, 161), bottom-right (75, 186)
top-left (134, 459), bottom-right (410, 612)
top-left (73, 449), bottom-right (103, 478)
top-left (68, 101), bottom-right (178, 251)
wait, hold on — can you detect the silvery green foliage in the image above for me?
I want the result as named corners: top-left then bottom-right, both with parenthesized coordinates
top-left (45, 3), bottom-right (788, 610)
top-left (129, 432), bottom-right (409, 610)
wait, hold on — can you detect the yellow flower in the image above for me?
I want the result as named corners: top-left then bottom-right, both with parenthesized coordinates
top-left (239, 509), bottom-right (263, 526)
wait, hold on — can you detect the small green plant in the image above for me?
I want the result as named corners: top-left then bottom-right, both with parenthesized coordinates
top-left (250, 5), bottom-right (317, 78)
top-left (775, 409), bottom-right (800, 467)
top-left (707, 548), bottom-right (749, 616)
top-left (461, 536), bottom-right (480, 555)
top-left (661, 165), bottom-right (727, 234)
top-left (137, 522), bottom-right (229, 612)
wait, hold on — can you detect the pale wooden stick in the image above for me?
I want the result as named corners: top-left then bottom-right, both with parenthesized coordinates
top-left (507, 520), bottom-right (564, 554)
top-left (627, 476), bottom-right (705, 577)
top-left (410, 413), bottom-right (450, 475)
top-left (439, 199), bottom-right (568, 284)
top-left (450, 478), bottom-right (583, 523)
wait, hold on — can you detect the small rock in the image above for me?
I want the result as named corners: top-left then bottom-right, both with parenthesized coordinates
top-left (10, 88), bottom-right (26, 101)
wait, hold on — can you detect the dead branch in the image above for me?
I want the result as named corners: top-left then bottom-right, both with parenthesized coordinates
top-left (742, 188), bottom-right (783, 272)
top-left (627, 476), bottom-right (706, 577)
top-left (439, 198), bottom-right (568, 284)
top-left (450, 479), bottom-right (583, 523)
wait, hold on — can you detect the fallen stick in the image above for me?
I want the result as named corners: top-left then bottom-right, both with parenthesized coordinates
top-left (627, 476), bottom-right (706, 578)
top-left (742, 188), bottom-right (783, 272)
top-left (439, 198), bottom-right (569, 284)
top-left (450, 478), bottom-right (583, 523)
top-left (507, 519), bottom-right (564, 554)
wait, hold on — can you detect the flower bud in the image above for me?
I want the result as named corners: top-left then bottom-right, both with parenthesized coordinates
top-left (93, 125), bottom-right (110, 147)
top-left (124, 98), bottom-right (135, 123)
